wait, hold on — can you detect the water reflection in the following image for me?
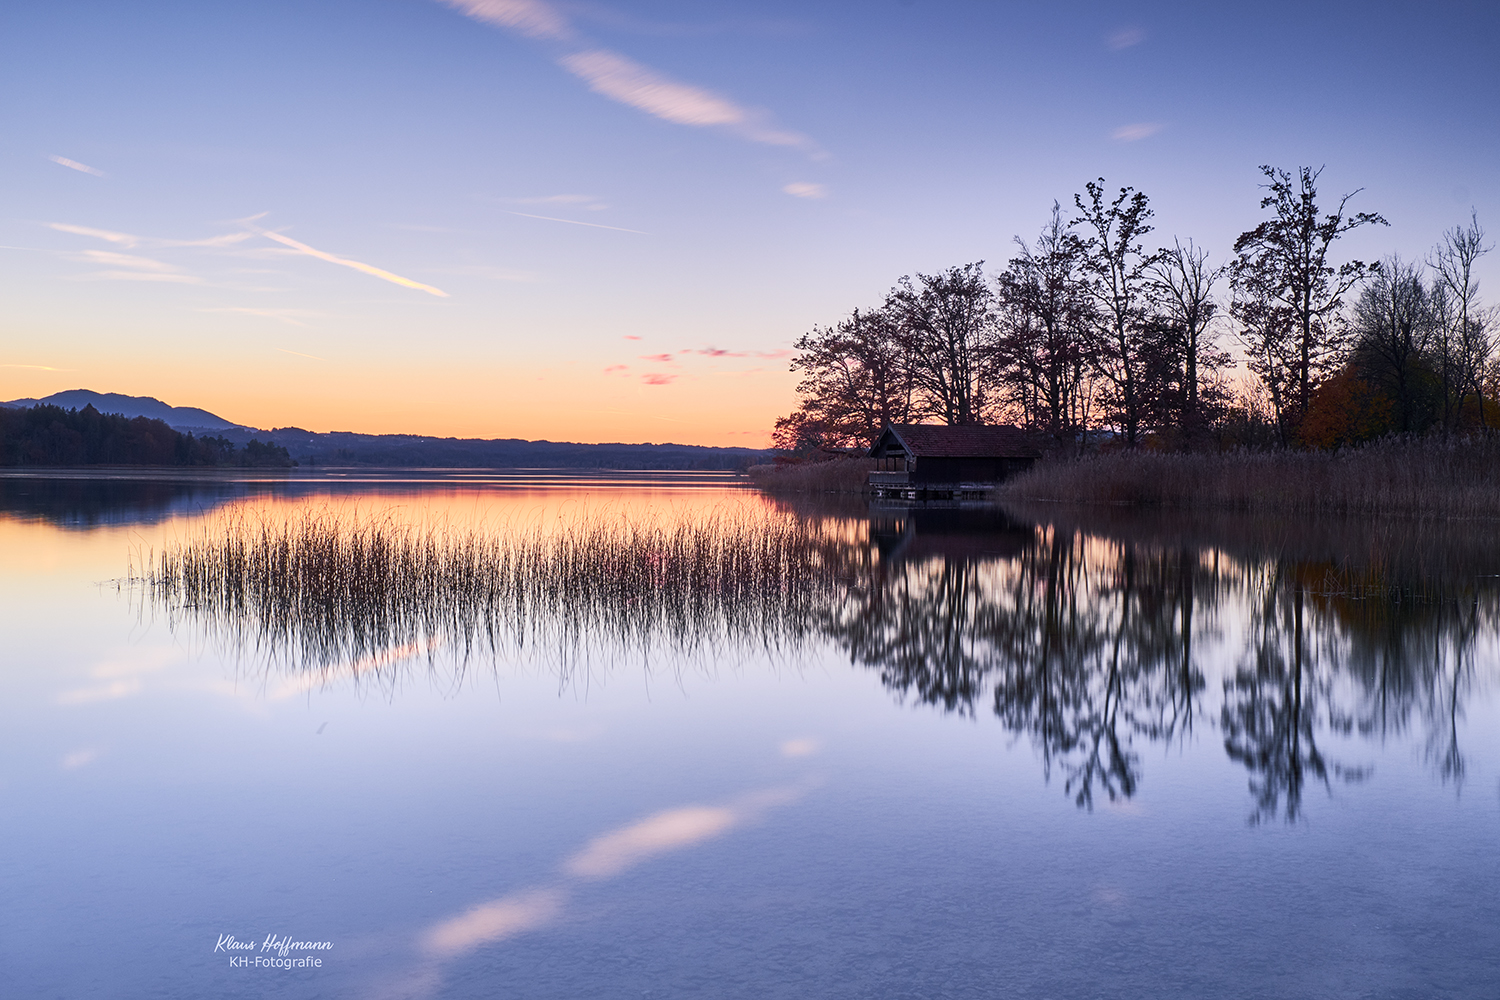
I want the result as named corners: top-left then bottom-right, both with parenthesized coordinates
top-left (832, 522), bottom-right (1209, 809)
top-left (0, 473), bottom-right (251, 528)
top-left (137, 496), bottom-right (1500, 821)
top-left (0, 469), bottom-right (752, 529)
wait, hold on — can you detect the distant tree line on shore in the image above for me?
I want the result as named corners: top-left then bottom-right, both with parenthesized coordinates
top-left (0, 404), bottom-right (296, 467)
top-left (775, 165), bottom-right (1494, 454)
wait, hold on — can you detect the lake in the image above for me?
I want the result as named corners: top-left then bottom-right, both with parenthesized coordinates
top-left (2, 469), bottom-right (1497, 999)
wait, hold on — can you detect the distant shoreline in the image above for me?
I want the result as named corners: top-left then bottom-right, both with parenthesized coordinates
top-left (748, 436), bottom-right (1500, 521)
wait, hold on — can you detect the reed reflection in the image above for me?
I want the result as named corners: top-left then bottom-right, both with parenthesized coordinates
top-left (139, 499), bottom-right (1498, 819)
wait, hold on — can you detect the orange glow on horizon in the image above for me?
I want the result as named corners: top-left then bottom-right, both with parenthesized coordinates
top-left (0, 358), bottom-right (794, 449)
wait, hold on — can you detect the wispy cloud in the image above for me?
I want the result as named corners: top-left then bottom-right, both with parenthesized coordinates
top-left (50, 221), bottom-right (253, 251)
top-left (641, 373), bottom-right (677, 385)
top-left (67, 248), bottom-right (200, 283)
top-left (248, 225), bottom-right (449, 298)
top-left (73, 249), bottom-right (177, 272)
top-left (50, 155), bottom-right (105, 177)
top-left (559, 49), bottom-right (745, 127)
top-left (49, 218), bottom-right (436, 294)
top-left (79, 270), bottom-right (202, 284)
top-left (439, 0), bottom-right (816, 152)
top-left (1112, 122), bottom-right (1163, 142)
top-left (50, 222), bottom-right (138, 247)
top-left (783, 182), bottom-right (826, 199)
top-left (686, 346), bottom-right (791, 359)
top-left (1, 363), bottom-right (75, 371)
top-left (509, 211), bottom-right (648, 234)
top-left (1107, 26), bottom-right (1145, 50)
top-left (162, 232), bottom-right (254, 248)
top-left (61, 748), bottom-right (101, 770)
top-left (640, 353), bottom-right (674, 362)
top-left (560, 49), bottom-right (811, 148)
top-left (276, 347), bottom-right (325, 360)
top-left (561, 5), bottom-right (810, 40)
top-left (602, 364), bottom-right (628, 373)
top-left (440, 0), bottom-right (572, 42)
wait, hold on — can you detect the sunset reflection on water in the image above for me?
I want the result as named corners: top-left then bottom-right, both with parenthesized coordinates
top-left (3, 470), bottom-right (1498, 1000)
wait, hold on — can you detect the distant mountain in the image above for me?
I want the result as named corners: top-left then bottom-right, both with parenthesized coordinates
top-left (0, 390), bottom-right (772, 469)
top-left (1, 390), bottom-right (241, 431)
top-left (207, 426), bottom-right (770, 470)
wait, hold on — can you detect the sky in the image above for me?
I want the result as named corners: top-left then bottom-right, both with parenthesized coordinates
top-left (2, 0), bottom-right (1497, 446)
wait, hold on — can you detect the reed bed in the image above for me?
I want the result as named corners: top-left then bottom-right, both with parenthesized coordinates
top-left (139, 504), bottom-right (859, 680)
top-left (745, 458), bottom-right (875, 494)
top-left (998, 435), bottom-right (1500, 519)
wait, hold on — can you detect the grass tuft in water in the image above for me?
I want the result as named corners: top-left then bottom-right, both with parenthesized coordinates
top-left (140, 504), bottom-right (857, 678)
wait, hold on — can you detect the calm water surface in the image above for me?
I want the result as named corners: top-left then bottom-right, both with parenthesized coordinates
top-left (2, 470), bottom-right (1497, 999)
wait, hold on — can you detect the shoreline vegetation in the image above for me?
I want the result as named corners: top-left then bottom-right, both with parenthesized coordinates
top-left (747, 434), bottom-right (1500, 520)
top-left (998, 434), bottom-right (1500, 519)
top-left (759, 164), bottom-right (1498, 523)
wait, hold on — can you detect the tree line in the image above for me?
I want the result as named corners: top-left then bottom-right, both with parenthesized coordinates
top-left (0, 404), bottom-right (296, 467)
top-left (774, 165), bottom-right (1494, 453)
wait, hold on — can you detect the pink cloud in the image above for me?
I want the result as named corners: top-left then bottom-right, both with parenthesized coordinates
top-left (641, 374), bottom-right (677, 385)
top-left (687, 347), bottom-right (792, 359)
top-left (640, 353), bottom-right (674, 362)
top-left (603, 364), bottom-right (628, 374)
top-left (622, 335), bottom-right (641, 341)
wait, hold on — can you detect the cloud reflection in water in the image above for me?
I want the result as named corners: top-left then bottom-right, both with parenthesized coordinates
top-left (401, 782), bottom-right (811, 995)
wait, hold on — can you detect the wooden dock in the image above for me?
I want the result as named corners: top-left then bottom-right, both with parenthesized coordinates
top-left (867, 471), bottom-right (996, 501)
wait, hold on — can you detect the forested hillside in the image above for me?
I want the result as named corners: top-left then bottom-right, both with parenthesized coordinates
top-left (0, 405), bottom-right (295, 467)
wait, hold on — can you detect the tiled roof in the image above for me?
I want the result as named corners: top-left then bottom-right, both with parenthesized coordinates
top-left (873, 423), bottom-right (1041, 459)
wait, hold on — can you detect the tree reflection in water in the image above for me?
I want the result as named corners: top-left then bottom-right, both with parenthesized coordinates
top-left (1220, 573), bottom-right (1349, 824)
top-left (829, 504), bottom-right (1497, 820)
top-left (142, 499), bottom-right (1499, 821)
top-left (830, 508), bottom-right (1209, 809)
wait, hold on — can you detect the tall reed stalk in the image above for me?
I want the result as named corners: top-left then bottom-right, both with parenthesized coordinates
top-left (140, 505), bottom-right (855, 679)
top-left (998, 435), bottom-right (1500, 519)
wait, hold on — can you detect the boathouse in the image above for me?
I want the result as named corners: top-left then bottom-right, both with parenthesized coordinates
top-left (867, 423), bottom-right (1040, 499)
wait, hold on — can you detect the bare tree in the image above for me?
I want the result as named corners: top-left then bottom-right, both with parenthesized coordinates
top-left (889, 263), bottom-right (998, 425)
top-left (1350, 257), bottom-right (1438, 433)
top-left (1150, 239), bottom-right (1229, 442)
top-left (1230, 165), bottom-right (1388, 441)
top-left (1430, 212), bottom-right (1494, 429)
top-left (1073, 180), bottom-right (1163, 447)
top-left (994, 204), bottom-right (1096, 449)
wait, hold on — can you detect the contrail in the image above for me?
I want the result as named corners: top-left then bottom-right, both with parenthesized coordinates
top-left (509, 212), bottom-right (649, 235)
top-left (250, 225), bottom-right (449, 297)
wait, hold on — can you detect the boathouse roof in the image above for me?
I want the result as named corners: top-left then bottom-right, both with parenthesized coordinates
top-left (869, 423), bottom-right (1041, 460)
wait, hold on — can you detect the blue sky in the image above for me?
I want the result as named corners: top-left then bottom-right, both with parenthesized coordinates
top-left (2, 0), bottom-right (1496, 443)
